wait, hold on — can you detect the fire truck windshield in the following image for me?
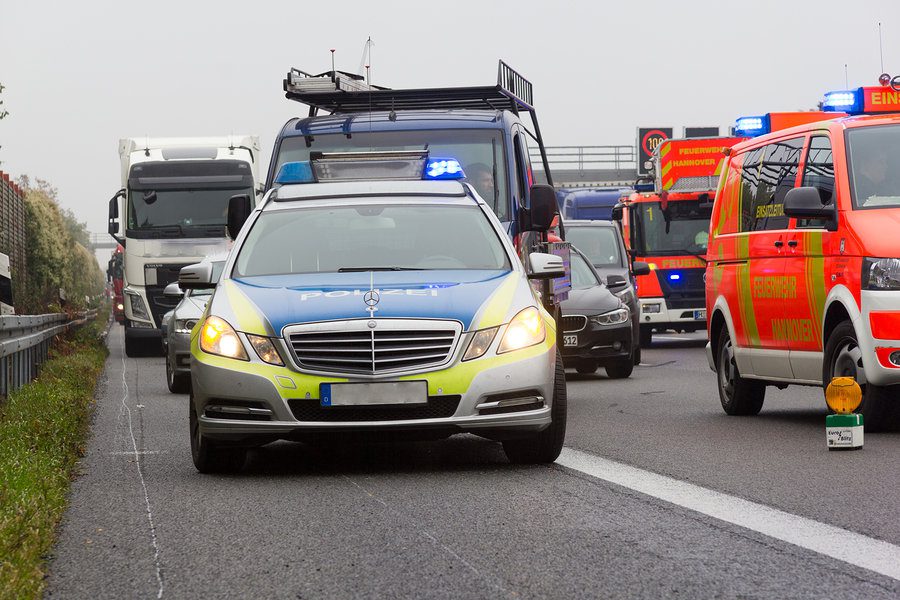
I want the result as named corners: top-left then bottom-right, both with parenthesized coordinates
top-left (634, 200), bottom-right (712, 257)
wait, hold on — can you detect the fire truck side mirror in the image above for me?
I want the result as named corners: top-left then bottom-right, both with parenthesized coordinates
top-left (227, 194), bottom-right (253, 240)
top-left (611, 203), bottom-right (624, 222)
top-left (525, 184), bottom-right (557, 232)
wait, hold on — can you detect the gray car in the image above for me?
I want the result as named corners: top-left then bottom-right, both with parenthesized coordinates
top-left (162, 257), bottom-right (225, 393)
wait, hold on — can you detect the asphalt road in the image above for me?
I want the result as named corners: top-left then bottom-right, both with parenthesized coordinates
top-left (45, 327), bottom-right (900, 599)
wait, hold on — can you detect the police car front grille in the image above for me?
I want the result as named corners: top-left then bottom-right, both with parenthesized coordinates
top-left (287, 322), bottom-right (460, 375)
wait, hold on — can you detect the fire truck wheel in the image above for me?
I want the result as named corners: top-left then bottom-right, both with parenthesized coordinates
top-left (716, 327), bottom-right (765, 415)
top-left (824, 321), bottom-right (900, 432)
top-left (633, 346), bottom-right (642, 366)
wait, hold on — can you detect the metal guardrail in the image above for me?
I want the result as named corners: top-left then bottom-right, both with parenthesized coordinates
top-left (529, 145), bottom-right (637, 172)
top-left (0, 309), bottom-right (99, 398)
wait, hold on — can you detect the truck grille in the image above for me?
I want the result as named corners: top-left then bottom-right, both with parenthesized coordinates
top-left (285, 320), bottom-right (461, 375)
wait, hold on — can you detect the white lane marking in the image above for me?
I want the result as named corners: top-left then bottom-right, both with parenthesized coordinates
top-left (109, 450), bottom-right (167, 456)
top-left (557, 447), bottom-right (900, 582)
top-left (119, 332), bottom-right (165, 599)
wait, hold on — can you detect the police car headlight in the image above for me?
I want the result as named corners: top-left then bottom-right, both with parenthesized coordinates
top-left (863, 258), bottom-right (900, 290)
top-left (175, 319), bottom-right (198, 335)
top-left (590, 307), bottom-right (630, 326)
top-left (247, 334), bottom-right (284, 366)
top-left (463, 327), bottom-right (499, 361)
top-left (498, 307), bottom-right (546, 354)
top-left (199, 316), bottom-right (249, 361)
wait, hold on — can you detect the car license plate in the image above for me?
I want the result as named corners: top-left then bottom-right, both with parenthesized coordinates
top-left (319, 381), bottom-right (428, 407)
top-left (563, 335), bottom-right (578, 347)
top-left (693, 309), bottom-right (706, 320)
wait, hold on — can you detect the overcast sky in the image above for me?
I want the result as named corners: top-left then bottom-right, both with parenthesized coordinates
top-left (1, 0), bottom-right (897, 234)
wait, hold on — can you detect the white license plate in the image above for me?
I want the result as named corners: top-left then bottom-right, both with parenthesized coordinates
top-left (563, 335), bottom-right (578, 347)
top-left (320, 381), bottom-right (427, 407)
top-left (693, 310), bottom-right (707, 320)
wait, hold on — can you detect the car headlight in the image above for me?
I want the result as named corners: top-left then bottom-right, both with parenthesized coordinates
top-left (247, 334), bottom-right (284, 366)
top-left (590, 307), bottom-right (630, 326)
top-left (125, 291), bottom-right (150, 320)
top-left (498, 307), bottom-right (546, 354)
top-left (863, 258), bottom-right (900, 290)
top-left (463, 327), bottom-right (499, 361)
top-left (175, 319), bottom-right (198, 335)
top-left (199, 316), bottom-right (248, 361)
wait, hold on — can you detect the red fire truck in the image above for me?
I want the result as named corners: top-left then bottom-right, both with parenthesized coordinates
top-left (108, 244), bottom-right (125, 324)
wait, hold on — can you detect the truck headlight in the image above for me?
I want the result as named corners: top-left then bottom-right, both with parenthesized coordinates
top-left (498, 307), bottom-right (545, 354)
top-left (863, 258), bottom-right (900, 290)
top-left (463, 327), bottom-right (499, 361)
top-left (199, 316), bottom-right (248, 361)
top-left (175, 319), bottom-right (198, 334)
top-left (590, 307), bottom-right (630, 326)
top-left (247, 334), bottom-right (284, 366)
top-left (125, 291), bottom-right (150, 321)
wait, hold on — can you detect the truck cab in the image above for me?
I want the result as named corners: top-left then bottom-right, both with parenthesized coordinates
top-left (108, 136), bottom-right (260, 356)
top-left (266, 62), bottom-right (571, 326)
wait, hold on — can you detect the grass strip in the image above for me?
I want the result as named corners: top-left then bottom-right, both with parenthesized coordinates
top-left (0, 318), bottom-right (108, 600)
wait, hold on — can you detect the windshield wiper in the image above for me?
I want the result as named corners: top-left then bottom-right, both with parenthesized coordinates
top-left (337, 266), bottom-right (424, 272)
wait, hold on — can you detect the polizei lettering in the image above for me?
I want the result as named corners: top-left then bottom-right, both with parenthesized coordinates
top-left (299, 289), bottom-right (439, 301)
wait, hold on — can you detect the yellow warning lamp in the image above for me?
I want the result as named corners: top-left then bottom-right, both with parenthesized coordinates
top-left (825, 377), bottom-right (862, 415)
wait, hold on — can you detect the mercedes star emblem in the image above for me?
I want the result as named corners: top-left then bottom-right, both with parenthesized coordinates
top-left (364, 290), bottom-right (380, 307)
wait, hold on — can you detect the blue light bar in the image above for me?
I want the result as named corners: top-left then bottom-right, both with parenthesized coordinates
top-left (822, 88), bottom-right (863, 114)
top-left (424, 158), bottom-right (465, 180)
top-left (668, 273), bottom-right (681, 281)
top-left (275, 161), bottom-right (315, 185)
top-left (733, 115), bottom-right (770, 137)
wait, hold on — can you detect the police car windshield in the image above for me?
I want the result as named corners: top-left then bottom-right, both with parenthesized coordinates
top-left (847, 124), bottom-right (900, 209)
top-left (233, 204), bottom-right (512, 277)
top-left (634, 201), bottom-right (711, 256)
top-left (276, 130), bottom-right (508, 220)
top-left (565, 227), bottom-right (623, 267)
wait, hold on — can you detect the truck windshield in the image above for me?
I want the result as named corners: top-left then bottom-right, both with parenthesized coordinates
top-left (234, 204), bottom-right (511, 277)
top-left (126, 188), bottom-right (253, 237)
top-left (565, 227), bottom-right (623, 267)
top-left (847, 124), bottom-right (900, 209)
top-left (276, 130), bottom-right (509, 220)
top-left (633, 200), bottom-right (712, 257)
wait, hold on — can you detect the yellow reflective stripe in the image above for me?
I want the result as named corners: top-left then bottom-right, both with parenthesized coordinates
top-left (476, 273), bottom-right (519, 329)
top-left (221, 280), bottom-right (268, 335)
top-left (804, 231), bottom-right (827, 347)
top-left (660, 142), bottom-right (672, 158)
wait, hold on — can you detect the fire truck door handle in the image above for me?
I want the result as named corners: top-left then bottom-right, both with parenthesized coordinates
top-left (774, 240), bottom-right (784, 248)
top-left (787, 240), bottom-right (798, 247)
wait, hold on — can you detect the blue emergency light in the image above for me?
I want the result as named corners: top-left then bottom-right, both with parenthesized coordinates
top-left (733, 115), bottom-right (770, 137)
top-left (274, 161), bottom-right (316, 185)
top-left (424, 158), bottom-right (465, 180)
top-left (822, 89), bottom-right (863, 113)
top-left (668, 273), bottom-right (682, 282)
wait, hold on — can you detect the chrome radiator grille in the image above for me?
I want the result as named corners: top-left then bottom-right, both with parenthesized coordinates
top-left (286, 320), bottom-right (460, 375)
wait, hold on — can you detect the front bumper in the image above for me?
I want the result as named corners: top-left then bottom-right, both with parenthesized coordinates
top-left (191, 337), bottom-right (556, 443)
top-left (639, 299), bottom-right (706, 330)
top-left (560, 319), bottom-right (632, 363)
top-left (861, 291), bottom-right (900, 387)
top-left (168, 331), bottom-right (192, 376)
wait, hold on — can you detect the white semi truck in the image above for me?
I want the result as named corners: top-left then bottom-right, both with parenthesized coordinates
top-left (108, 136), bottom-right (259, 356)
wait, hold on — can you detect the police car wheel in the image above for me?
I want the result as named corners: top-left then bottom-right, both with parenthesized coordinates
top-left (502, 349), bottom-right (567, 464)
top-left (716, 328), bottom-right (765, 416)
top-left (190, 398), bottom-right (247, 473)
top-left (824, 321), bottom-right (900, 432)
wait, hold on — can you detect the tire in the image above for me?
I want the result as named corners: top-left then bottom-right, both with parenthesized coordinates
top-left (575, 361), bottom-right (598, 374)
top-left (823, 320), bottom-right (900, 432)
top-left (166, 354), bottom-right (191, 394)
top-left (716, 327), bottom-right (765, 415)
top-left (605, 357), bottom-right (634, 379)
top-left (190, 398), bottom-right (247, 473)
top-left (124, 330), bottom-right (143, 357)
top-left (503, 349), bottom-right (567, 464)
top-left (633, 346), bottom-right (642, 366)
top-left (639, 328), bottom-right (652, 347)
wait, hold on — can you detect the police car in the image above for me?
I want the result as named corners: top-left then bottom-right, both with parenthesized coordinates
top-left (179, 152), bottom-right (568, 472)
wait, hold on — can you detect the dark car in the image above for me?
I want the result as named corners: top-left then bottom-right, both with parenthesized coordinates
top-left (564, 220), bottom-right (648, 364)
top-left (560, 249), bottom-right (634, 378)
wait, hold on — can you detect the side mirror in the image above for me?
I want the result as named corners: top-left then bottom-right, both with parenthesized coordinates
top-left (528, 252), bottom-right (565, 280)
top-left (163, 282), bottom-right (184, 298)
top-left (610, 203), bottom-right (624, 222)
top-left (178, 262), bottom-right (215, 290)
top-left (784, 187), bottom-right (835, 219)
top-left (606, 274), bottom-right (627, 288)
top-left (108, 189), bottom-right (124, 238)
top-left (632, 261), bottom-right (651, 276)
top-left (227, 194), bottom-right (253, 240)
top-left (522, 184), bottom-right (557, 232)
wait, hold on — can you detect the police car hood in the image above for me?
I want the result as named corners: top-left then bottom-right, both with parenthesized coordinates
top-left (214, 269), bottom-right (525, 335)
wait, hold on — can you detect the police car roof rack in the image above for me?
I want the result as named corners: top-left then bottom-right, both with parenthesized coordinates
top-left (283, 60), bottom-right (553, 185)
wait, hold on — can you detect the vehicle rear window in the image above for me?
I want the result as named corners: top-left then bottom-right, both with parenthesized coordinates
top-left (847, 124), bottom-right (900, 209)
top-left (233, 204), bottom-right (511, 277)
